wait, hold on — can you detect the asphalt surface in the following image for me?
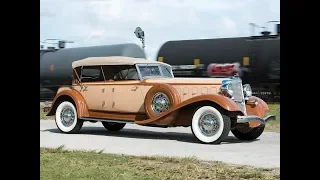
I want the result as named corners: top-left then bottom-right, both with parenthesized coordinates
top-left (40, 120), bottom-right (280, 168)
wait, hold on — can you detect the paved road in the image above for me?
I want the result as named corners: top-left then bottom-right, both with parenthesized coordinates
top-left (40, 120), bottom-right (280, 168)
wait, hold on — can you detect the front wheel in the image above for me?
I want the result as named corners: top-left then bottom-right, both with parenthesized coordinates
top-left (55, 101), bottom-right (83, 134)
top-left (231, 125), bottom-right (265, 141)
top-left (191, 106), bottom-right (231, 144)
top-left (102, 122), bottom-right (126, 131)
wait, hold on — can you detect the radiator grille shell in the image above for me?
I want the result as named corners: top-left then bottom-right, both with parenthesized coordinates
top-left (231, 78), bottom-right (247, 115)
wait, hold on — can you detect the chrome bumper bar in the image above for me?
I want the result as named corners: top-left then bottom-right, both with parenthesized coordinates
top-left (236, 115), bottom-right (276, 124)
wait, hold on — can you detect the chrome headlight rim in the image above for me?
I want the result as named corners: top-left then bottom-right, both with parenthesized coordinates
top-left (243, 84), bottom-right (252, 97)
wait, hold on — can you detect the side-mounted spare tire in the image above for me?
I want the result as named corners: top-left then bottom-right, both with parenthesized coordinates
top-left (144, 84), bottom-right (181, 118)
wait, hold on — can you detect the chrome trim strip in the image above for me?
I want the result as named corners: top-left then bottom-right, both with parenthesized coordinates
top-left (80, 117), bottom-right (134, 124)
top-left (135, 64), bottom-right (143, 81)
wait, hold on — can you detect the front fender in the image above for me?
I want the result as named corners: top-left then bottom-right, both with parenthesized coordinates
top-left (245, 96), bottom-right (271, 128)
top-left (246, 96), bottom-right (269, 118)
top-left (181, 94), bottom-right (243, 113)
top-left (135, 94), bottom-right (243, 125)
top-left (46, 87), bottom-right (89, 118)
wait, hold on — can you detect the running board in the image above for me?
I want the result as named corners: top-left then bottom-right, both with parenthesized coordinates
top-left (80, 117), bottom-right (134, 124)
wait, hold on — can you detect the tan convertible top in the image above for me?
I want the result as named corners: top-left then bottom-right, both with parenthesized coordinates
top-left (72, 56), bottom-right (169, 68)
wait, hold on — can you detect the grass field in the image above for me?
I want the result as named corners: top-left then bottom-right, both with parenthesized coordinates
top-left (40, 146), bottom-right (280, 180)
top-left (265, 104), bottom-right (280, 132)
top-left (40, 105), bottom-right (54, 120)
top-left (40, 104), bottom-right (280, 132)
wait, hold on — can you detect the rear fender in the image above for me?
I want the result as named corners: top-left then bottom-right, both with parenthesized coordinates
top-left (46, 88), bottom-right (89, 118)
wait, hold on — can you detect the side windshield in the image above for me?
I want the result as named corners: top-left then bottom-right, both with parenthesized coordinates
top-left (138, 65), bottom-right (162, 78)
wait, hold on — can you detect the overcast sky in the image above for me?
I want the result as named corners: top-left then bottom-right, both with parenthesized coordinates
top-left (40, 0), bottom-right (280, 60)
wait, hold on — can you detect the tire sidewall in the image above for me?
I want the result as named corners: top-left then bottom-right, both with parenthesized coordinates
top-left (55, 101), bottom-right (78, 133)
top-left (191, 106), bottom-right (225, 143)
top-left (102, 122), bottom-right (126, 131)
top-left (231, 125), bottom-right (265, 141)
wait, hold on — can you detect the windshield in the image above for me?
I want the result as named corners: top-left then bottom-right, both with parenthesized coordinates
top-left (160, 65), bottom-right (173, 78)
top-left (137, 64), bottom-right (173, 79)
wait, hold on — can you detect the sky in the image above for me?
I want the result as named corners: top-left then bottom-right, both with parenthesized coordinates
top-left (40, 0), bottom-right (280, 60)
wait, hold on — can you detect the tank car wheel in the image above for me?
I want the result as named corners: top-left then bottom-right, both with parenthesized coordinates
top-left (55, 101), bottom-right (83, 134)
top-left (191, 106), bottom-right (231, 144)
top-left (102, 122), bottom-right (126, 131)
top-left (231, 125), bottom-right (265, 141)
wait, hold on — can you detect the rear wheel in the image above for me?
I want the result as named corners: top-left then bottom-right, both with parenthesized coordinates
top-left (191, 106), bottom-right (231, 144)
top-left (55, 101), bottom-right (83, 133)
top-left (102, 122), bottom-right (126, 131)
top-left (231, 125), bottom-right (265, 141)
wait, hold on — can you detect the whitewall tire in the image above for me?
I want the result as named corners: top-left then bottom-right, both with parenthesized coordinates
top-left (55, 101), bottom-right (83, 134)
top-left (191, 106), bottom-right (231, 144)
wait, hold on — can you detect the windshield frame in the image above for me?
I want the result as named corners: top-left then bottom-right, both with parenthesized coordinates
top-left (135, 63), bottom-right (174, 81)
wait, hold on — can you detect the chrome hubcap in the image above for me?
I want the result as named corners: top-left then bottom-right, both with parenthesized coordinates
top-left (151, 92), bottom-right (170, 114)
top-left (198, 111), bottom-right (220, 136)
top-left (60, 106), bottom-right (75, 127)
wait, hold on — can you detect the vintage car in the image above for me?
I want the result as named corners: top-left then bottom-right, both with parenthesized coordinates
top-left (45, 56), bottom-right (275, 144)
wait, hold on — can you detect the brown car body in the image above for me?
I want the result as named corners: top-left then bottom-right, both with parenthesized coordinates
top-left (46, 56), bottom-right (275, 144)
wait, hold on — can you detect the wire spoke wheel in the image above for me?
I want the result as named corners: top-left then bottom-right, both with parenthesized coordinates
top-left (151, 92), bottom-right (170, 114)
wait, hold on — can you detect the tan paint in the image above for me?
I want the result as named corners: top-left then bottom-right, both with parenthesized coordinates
top-left (112, 84), bottom-right (145, 113)
top-left (83, 85), bottom-right (105, 111)
top-left (77, 78), bottom-right (224, 114)
top-left (49, 77), bottom-right (240, 115)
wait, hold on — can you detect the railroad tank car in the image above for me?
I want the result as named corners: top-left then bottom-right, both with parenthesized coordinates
top-left (40, 43), bottom-right (146, 100)
top-left (156, 30), bottom-right (280, 102)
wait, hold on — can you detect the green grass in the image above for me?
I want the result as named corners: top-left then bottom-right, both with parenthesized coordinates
top-left (265, 104), bottom-right (280, 132)
top-left (40, 104), bottom-right (280, 132)
top-left (40, 146), bottom-right (280, 180)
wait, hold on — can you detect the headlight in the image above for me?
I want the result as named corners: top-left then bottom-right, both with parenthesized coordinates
top-left (220, 80), bottom-right (234, 97)
top-left (243, 84), bottom-right (252, 97)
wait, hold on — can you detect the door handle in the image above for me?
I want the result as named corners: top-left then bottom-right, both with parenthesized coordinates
top-left (131, 86), bottom-right (138, 91)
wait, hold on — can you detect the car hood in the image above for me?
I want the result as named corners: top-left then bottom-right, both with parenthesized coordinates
top-left (143, 77), bottom-right (230, 85)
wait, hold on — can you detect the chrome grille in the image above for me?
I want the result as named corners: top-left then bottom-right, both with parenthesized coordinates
top-left (231, 78), bottom-right (247, 115)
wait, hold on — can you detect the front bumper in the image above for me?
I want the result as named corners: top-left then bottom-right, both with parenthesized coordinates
top-left (236, 115), bottom-right (276, 125)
